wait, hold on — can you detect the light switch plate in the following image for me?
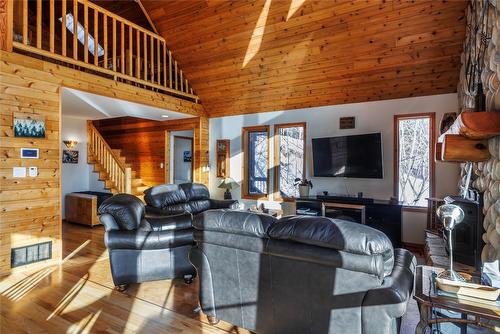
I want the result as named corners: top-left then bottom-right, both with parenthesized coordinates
top-left (29, 167), bottom-right (37, 177)
top-left (13, 167), bottom-right (26, 178)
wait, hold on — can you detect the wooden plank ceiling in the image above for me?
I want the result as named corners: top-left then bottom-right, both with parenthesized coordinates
top-left (139, 0), bottom-right (466, 117)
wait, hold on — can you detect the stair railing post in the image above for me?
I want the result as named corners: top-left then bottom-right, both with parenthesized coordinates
top-left (125, 167), bottom-right (132, 194)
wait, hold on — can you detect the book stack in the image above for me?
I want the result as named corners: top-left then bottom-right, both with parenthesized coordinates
top-left (436, 276), bottom-right (500, 307)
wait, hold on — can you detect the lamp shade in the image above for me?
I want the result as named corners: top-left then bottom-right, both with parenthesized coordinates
top-left (218, 177), bottom-right (239, 190)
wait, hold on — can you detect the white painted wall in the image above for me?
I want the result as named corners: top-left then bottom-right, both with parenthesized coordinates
top-left (208, 94), bottom-right (461, 244)
top-left (169, 130), bottom-right (193, 183)
top-left (61, 115), bottom-right (109, 219)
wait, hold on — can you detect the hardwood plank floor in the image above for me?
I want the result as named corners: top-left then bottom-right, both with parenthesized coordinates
top-left (0, 222), bottom-right (419, 333)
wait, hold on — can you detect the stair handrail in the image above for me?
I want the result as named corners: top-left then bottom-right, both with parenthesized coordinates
top-left (87, 121), bottom-right (132, 194)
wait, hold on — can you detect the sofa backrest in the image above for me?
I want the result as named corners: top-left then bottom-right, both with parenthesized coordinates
top-left (98, 194), bottom-right (144, 230)
top-left (144, 183), bottom-right (212, 215)
top-left (190, 210), bottom-right (394, 334)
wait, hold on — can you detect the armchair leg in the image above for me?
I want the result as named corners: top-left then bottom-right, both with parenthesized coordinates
top-left (115, 284), bottom-right (128, 292)
top-left (207, 315), bottom-right (219, 325)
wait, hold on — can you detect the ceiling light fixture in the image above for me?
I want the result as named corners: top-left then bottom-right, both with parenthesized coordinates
top-left (161, 115), bottom-right (169, 118)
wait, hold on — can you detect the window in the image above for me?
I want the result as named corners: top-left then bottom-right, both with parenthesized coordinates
top-left (60, 14), bottom-right (104, 57)
top-left (242, 126), bottom-right (270, 199)
top-left (274, 123), bottom-right (306, 200)
top-left (394, 113), bottom-right (435, 208)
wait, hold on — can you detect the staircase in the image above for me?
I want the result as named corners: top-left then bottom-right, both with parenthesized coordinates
top-left (87, 122), bottom-right (149, 200)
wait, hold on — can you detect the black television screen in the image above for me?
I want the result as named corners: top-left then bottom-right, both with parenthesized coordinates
top-left (312, 133), bottom-right (383, 178)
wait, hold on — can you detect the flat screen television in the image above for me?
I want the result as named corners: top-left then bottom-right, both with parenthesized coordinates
top-left (312, 133), bottom-right (383, 178)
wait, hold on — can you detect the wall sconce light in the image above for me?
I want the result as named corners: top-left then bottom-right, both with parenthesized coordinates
top-left (63, 140), bottom-right (78, 148)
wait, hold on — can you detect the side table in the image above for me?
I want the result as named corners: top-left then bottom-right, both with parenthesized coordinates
top-left (413, 265), bottom-right (499, 333)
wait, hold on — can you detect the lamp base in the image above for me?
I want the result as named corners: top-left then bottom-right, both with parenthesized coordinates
top-left (437, 269), bottom-right (468, 282)
top-left (224, 190), bottom-right (232, 200)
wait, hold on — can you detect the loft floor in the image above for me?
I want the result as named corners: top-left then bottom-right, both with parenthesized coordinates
top-left (0, 222), bottom-right (419, 333)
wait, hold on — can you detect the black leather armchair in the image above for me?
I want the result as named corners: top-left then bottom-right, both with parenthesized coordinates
top-left (190, 210), bottom-right (416, 334)
top-left (144, 183), bottom-right (238, 217)
top-left (98, 194), bottom-right (196, 290)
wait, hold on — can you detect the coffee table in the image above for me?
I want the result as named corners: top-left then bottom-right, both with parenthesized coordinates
top-left (413, 265), bottom-right (500, 333)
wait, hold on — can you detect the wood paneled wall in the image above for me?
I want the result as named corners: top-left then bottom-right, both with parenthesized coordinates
top-left (94, 116), bottom-right (209, 187)
top-left (0, 53), bottom-right (61, 276)
top-left (0, 51), bottom-right (204, 276)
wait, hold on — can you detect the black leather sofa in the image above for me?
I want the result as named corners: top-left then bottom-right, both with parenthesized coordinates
top-left (144, 182), bottom-right (238, 217)
top-left (98, 194), bottom-right (197, 290)
top-left (190, 210), bottom-right (416, 334)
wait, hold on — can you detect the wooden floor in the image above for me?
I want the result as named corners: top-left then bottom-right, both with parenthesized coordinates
top-left (0, 222), bottom-right (419, 333)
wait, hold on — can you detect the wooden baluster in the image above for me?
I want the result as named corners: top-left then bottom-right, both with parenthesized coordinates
top-left (174, 60), bottom-right (178, 90)
top-left (22, 0), bottom-right (27, 45)
top-left (150, 35), bottom-right (154, 83)
top-left (84, 0), bottom-right (88, 63)
top-left (125, 168), bottom-right (132, 194)
top-left (156, 38), bottom-right (160, 85)
top-left (73, 0), bottom-right (78, 60)
top-left (121, 21), bottom-right (125, 74)
top-left (94, 8), bottom-right (98, 66)
top-left (36, 0), bottom-right (42, 48)
top-left (163, 42), bottom-right (167, 87)
top-left (169, 50), bottom-right (172, 88)
top-left (190, 88), bottom-right (194, 95)
top-left (128, 26), bottom-right (133, 76)
top-left (185, 79), bottom-right (188, 93)
top-left (62, 0), bottom-right (66, 55)
top-left (50, 0), bottom-right (55, 52)
top-left (136, 30), bottom-right (140, 79)
top-left (180, 70), bottom-right (184, 92)
top-left (103, 15), bottom-right (107, 68)
top-left (143, 33), bottom-right (147, 81)
top-left (112, 18), bottom-right (116, 72)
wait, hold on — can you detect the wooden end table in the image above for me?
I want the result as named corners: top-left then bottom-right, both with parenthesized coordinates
top-left (413, 266), bottom-right (500, 333)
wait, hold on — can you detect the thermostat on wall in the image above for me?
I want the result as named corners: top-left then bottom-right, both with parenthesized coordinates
top-left (20, 148), bottom-right (39, 159)
top-left (29, 167), bottom-right (38, 177)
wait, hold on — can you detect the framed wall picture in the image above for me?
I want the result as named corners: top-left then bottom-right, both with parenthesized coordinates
top-left (13, 113), bottom-right (46, 138)
top-left (62, 150), bottom-right (79, 164)
top-left (339, 116), bottom-right (355, 129)
top-left (216, 139), bottom-right (230, 178)
top-left (20, 148), bottom-right (39, 159)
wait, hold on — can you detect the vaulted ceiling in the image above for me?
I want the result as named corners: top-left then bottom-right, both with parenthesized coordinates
top-left (138, 0), bottom-right (466, 117)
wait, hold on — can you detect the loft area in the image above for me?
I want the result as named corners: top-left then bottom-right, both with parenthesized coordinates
top-left (1, 1), bottom-right (500, 334)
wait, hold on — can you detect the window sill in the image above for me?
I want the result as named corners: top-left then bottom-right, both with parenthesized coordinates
top-left (242, 194), bottom-right (269, 201)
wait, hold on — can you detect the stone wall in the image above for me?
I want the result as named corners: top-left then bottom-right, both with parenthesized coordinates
top-left (457, 0), bottom-right (500, 263)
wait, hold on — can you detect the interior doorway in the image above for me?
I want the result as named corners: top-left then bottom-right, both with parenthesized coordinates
top-left (169, 131), bottom-right (194, 184)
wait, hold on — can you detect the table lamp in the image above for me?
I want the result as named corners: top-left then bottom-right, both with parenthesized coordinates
top-left (436, 203), bottom-right (466, 281)
top-left (218, 177), bottom-right (239, 199)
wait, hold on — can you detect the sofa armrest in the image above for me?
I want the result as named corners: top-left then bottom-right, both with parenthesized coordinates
top-left (361, 248), bottom-right (416, 334)
top-left (99, 213), bottom-right (120, 231)
top-left (105, 229), bottom-right (193, 250)
top-left (147, 212), bottom-right (193, 231)
top-left (209, 199), bottom-right (239, 210)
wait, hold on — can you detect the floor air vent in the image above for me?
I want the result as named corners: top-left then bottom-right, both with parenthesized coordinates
top-left (11, 241), bottom-right (52, 268)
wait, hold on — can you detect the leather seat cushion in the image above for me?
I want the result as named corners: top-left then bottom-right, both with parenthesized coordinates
top-left (193, 210), bottom-right (276, 238)
top-left (98, 194), bottom-right (144, 231)
top-left (189, 199), bottom-right (211, 215)
top-left (144, 184), bottom-right (188, 209)
top-left (269, 215), bottom-right (394, 257)
top-left (106, 229), bottom-right (193, 250)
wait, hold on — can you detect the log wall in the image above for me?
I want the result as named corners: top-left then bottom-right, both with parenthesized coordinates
top-left (457, 1), bottom-right (500, 263)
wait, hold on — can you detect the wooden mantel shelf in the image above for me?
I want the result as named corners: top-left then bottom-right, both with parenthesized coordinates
top-left (437, 112), bottom-right (500, 163)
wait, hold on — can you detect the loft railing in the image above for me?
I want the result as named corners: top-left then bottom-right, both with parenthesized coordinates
top-left (11, 0), bottom-right (198, 103)
top-left (87, 121), bottom-right (132, 194)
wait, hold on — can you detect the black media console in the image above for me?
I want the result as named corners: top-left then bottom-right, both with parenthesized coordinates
top-left (295, 195), bottom-right (403, 248)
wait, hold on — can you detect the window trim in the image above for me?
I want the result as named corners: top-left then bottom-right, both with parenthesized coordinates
top-left (273, 122), bottom-right (306, 202)
top-left (242, 125), bottom-right (270, 200)
top-left (393, 112), bottom-right (436, 211)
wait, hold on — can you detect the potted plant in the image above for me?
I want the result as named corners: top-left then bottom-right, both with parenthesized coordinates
top-left (294, 178), bottom-right (313, 197)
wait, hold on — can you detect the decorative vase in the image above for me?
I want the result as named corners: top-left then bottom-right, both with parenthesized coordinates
top-left (299, 185), bottom-right (310, 198)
